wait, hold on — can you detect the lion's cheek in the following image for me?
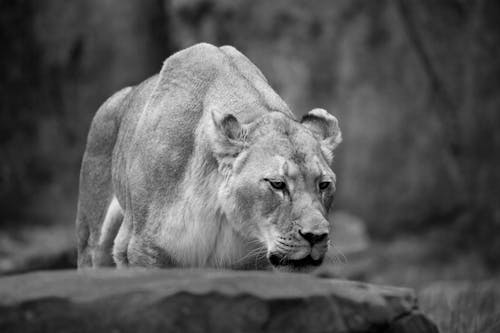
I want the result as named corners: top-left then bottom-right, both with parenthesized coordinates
top-left (322, 192), bottom-right (335, 212)
top-left (261, 191), bottom-right (282, 219)
top-left (233, 185), bottom-right (260, 223)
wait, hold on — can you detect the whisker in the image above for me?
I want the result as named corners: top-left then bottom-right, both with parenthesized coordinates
top-left (324, 253), bottom-right (339, 264)
top-left (278, 253), bottom-right (289, 265)
top-left (243, 247), bottom-right (266, 259)
top-left (275, 244), bottom-right (289, 251)
top-left (276, 240), bottom-right (291, 247)
top-left (234, 245), bottom-right (267, 264)
top-left (329, 244), bottom-right (348, 264)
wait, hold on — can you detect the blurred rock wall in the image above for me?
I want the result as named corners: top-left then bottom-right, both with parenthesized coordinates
top-left (167, 0), bottom-right (500, 245)
top-left (0, 0), bottom-right (171, 223)
top-left (1, 0), bottom-right (499, 259)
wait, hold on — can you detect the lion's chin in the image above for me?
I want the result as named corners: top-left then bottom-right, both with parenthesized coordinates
top-left (268, 253), bottom-right (324, 273)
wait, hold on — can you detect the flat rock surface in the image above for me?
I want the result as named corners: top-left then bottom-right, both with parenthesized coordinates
top-left (0, 269), bottom-right (438, 333)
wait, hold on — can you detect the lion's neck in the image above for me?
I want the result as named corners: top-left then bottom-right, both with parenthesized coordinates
top-left (155, 148), bottom-right (258, 269)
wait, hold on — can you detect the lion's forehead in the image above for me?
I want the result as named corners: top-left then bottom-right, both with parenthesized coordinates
top-left (235, 113), bottom-right (335, 181)
top-left (246, 128), bottom-right (330, 179)
top-left (253, 115), bottom-right (319, 150)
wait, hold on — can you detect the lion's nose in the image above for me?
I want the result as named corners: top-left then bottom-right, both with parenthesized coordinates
top-left (299, 230), bottom-right (328, 245)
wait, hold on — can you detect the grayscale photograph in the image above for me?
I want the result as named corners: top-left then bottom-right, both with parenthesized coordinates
top-left (1, 1), bottom-right (499, 332)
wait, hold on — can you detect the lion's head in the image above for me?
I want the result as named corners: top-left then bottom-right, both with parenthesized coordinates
top-left (209, 108), bottom-right (342, 272)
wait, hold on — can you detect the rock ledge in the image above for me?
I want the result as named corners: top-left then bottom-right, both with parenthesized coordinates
top-left (0, 269), bottom-right (438, 332)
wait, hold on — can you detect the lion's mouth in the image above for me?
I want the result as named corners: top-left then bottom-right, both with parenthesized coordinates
top-left (268, 253), bottom-right (324, 268)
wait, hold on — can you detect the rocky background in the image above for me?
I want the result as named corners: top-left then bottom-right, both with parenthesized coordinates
top-left (1, 1), bottom-right (499, 331)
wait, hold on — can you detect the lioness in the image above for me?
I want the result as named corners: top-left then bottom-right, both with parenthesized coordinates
top-left (76, 43), bottom-right (342, 273)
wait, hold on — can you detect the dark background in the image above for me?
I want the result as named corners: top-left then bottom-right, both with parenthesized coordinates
top-left (1, 0), bottom-right (499, 284)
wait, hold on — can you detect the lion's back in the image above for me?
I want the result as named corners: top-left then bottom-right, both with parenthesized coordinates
top-left (111, 74), bottom-right (160, 208)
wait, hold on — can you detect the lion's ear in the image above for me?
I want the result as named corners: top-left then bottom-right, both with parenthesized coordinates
top-left (209, 110), bottom-right (247, 163)
top-left (301, 108), bottom-right (342, 164)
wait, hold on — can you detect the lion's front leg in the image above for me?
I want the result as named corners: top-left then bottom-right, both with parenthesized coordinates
top-left (112, 213), bottom-right (132, 267)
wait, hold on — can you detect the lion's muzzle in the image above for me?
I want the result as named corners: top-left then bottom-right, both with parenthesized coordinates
top-left (267, 224), bottom-right (329, 271)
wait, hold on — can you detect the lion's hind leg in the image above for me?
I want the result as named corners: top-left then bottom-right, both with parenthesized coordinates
top-left (76, 86), bottom-right (132, 268)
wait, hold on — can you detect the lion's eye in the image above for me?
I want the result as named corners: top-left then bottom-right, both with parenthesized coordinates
top-left (268, 180), bottom-right (286, 190)
top-left (318, 181), bottom-right (331, 190)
